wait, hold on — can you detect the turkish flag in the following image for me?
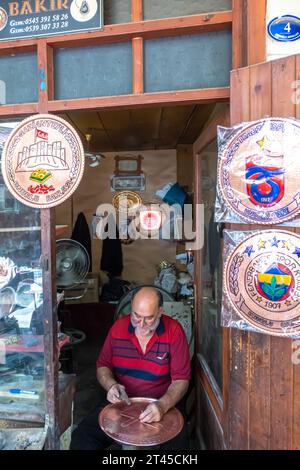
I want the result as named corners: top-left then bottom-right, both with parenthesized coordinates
top-left (36, 128), bottom-right (48, 140)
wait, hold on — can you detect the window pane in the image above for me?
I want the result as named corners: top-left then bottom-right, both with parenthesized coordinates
top-left (143, 0), bottom-right (232, 20)
top-left (144, 32), bottom-right (232, 92)
top-left (0, 132), bottom-right (45, 425)
top-left (104, 0), bottom-right (131, 24)
top-left (54, 43), bottom-right (132, 100)
top-left (0, 53), bottom-right (38, 105)
top-left (199, 139), bottom-right (223, 389)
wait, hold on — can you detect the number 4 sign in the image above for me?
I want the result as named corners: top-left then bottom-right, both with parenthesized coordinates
top-left (268, 15), bottom-right (300, 42)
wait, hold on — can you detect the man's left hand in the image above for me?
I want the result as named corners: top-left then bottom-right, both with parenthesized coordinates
top-left (139, 402), bottom-right (164, 423)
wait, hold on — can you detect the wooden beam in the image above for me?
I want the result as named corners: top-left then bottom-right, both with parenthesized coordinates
top-left (48, 87), bottom-right (229, 113)
top-left (247, 0), bottom-right (266, 65)
top-left (37, 39), bottom-right (59, 450)
top-left (132, 0), bottom-right (144, 94)
top-left (41, 208), bottom-right (59, 450)
top-left (44, 11), bottom-right (232, 48)
top-left (232, 0), bottom-right (248, 69)
top-left (132, 38), bottom-right (144, 94)
top-left (193, 105), bottom-right (230, 154)
top-left (0, 103), bottom-right (38, 117)
top-left (37, 40), bottom-right (54, 112)
top-left (0, 40), bottom-right (36, 56)
top-left (132, 0), bottom-right (143, 22)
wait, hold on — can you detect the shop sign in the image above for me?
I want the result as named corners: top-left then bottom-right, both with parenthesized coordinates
top-left (0, 1), bottom-right (103, 41)
top-left (268, 15), bottom-right (300, 42)
top-left (218, 117), bottom-right (300, 224)
top-left (224, 230), bottom-right (300, 337)
top-left (1, 114), bottom-right (85, 208)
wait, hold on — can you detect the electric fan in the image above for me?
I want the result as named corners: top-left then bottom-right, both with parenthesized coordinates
top-left (56, 239), bottom-right (90, 295)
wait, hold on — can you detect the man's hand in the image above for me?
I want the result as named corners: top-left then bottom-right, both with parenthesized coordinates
top-left (139, 402), bottom-right (164, 423)
top-left (107, 383), bottom-right (131, 405)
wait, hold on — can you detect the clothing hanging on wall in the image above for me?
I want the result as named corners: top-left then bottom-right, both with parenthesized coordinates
top-left (71, 212), bottom-right (92, 271)
top-left (100, 216), bottom-right (123, 277)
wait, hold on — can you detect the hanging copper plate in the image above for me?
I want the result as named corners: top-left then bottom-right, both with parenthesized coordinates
top-left (1, 114), bottom-right (85, 209)
top-left (218, 117), bottom-right (300, 224)
top-left (112, 191), bottom-right (142, 214)
top-left (224, 230), bottom-right (300, 336)
top-left (99, 397), bottom-right (183, 447)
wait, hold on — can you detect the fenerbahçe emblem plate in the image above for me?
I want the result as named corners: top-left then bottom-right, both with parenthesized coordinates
top-left (224, 231), bottom-right (300, 336)
top-left (218, 118), bottom-right (300, 224)
top-left (1, 114), bottom-right (85, 209)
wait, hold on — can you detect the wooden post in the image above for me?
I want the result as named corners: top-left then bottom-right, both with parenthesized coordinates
top-left (37, 39), bottom-right (60, 450)
top-left (132, 0), bottom-right (144, 94)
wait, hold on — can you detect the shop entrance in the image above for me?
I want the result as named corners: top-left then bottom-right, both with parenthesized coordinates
top-left (50, 102), bottom-right (227, 447)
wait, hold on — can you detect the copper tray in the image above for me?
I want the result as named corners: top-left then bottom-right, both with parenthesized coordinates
top-left (99, 397), bottom-right (183, 447)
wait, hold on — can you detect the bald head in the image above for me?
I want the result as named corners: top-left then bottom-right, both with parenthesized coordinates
top-left (132, 287), bottom-right (163, 311)
top-left (131, 287), bottom-right (163, 336)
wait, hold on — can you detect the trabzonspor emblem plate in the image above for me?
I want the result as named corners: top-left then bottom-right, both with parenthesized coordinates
top-left (1, 114), bottom-right (84, 208)
top-left (218, 118), bottom-right (300, 224)
top-left (224, 231), bottom-right (300, 336)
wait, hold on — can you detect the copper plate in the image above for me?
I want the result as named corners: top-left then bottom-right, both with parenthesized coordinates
top-left (218, 117), bottom-right (300, 224)
top-left (224, 230), bottom-right (300, 336)
top-left (112, 191), bottom-right (142, 214)
top-left (99, 397), bottom-right (183, 447)
top-left (1, 114), bottom-right (85, 209)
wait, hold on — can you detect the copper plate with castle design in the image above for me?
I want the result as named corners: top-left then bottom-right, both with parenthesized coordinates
top-left (1, 114), bottom-right (84, 209)
top-left (218, 118), bottom-right (300, 224)
top-left (99, 398), bottom-right (183, 446)
top-left (224, 230), bottom-right (300, 336)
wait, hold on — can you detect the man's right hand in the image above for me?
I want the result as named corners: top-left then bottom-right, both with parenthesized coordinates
top-left (107, 383), bottom-right (130, 405)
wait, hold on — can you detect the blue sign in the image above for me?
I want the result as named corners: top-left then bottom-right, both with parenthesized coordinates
top-left (268, 15), bottom-right (300, 42)
top-left (0, 1), bottom-right (103, 41)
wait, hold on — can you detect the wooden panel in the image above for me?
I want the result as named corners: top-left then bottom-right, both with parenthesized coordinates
top-left (247, 60), bottom-right (272, 450)
top-left (227, 53), bottom-right (300, 451)
top-left (270, 55), bottom-right (295, 451)
top-left (272, 55), bottom-right (296, 118)
top-left (229, 329), bottom-right (249, 449)
top-left (230, 67), bottom-right (250, 124)
top-left (227, 66), bottom-right (250, 450)
top-left (248, 333), bottom-right (270, 449)
top-left (249, 61), bottom-right (272, 120)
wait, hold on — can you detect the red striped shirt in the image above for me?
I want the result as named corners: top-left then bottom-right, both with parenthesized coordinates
top-left (97, 314), bottom-right (190, 399)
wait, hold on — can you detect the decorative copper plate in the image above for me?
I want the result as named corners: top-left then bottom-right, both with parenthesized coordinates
top-left (112, 191), bottom-right (142, 214)
top-left (224, 230), bottom-right (300, 336)
top-left (1, 114), bottom-right (85, 209)
top-left (99, 397), bottom-right (183, 447)
top-left (218, 118), bottom-right (300, 224)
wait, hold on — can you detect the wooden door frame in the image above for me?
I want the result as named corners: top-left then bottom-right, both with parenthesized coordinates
top-left (192, 105), bottom-right (230, 430)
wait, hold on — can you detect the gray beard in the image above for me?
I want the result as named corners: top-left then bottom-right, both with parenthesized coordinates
top-left (135, 316), bottom-right (161, 337)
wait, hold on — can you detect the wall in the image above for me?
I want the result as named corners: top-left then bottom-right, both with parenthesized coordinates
top-left (55, 149), bottom-right (177, 285)
top-left (267, 0), bottom-right (300, 61)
